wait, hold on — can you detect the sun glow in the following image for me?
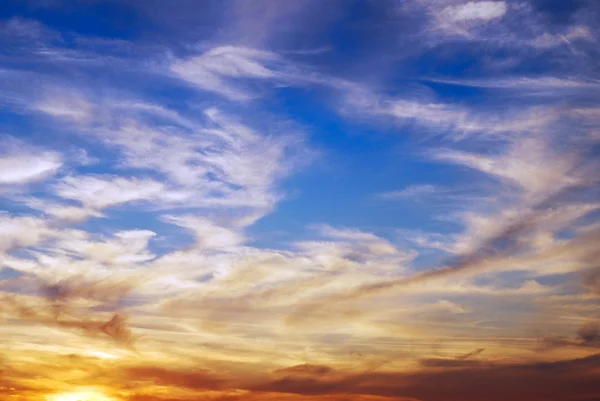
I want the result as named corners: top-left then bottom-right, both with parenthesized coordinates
top-left (46, 390), bottom-right (118, 401)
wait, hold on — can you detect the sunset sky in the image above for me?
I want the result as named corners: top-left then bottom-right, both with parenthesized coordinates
top-left (1, 1), bottom-right (600, 400)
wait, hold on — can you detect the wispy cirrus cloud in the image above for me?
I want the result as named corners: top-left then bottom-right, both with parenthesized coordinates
top-left (421, 76), bottom-right (600, 90)
top-left (0, 152), bottom-right (62, 186)
top-left (0, 138), bottom-right (62, 187)
top-left (0, 17), bottom-right (45, 39)
top-left (378, 184), bottom-right (440, 200)
top-left (170, 46), bottom-right (280, 101)
top-left (55, 176), bottom-right (166, 211)
top-left (34, 90), bottom-right (94, 123)
top-left (0, 214), bottom-right (53, 254)
top-left (430, 136), bottom-right (582, 200)
top-left (439, 1), bottom-right (508, 23)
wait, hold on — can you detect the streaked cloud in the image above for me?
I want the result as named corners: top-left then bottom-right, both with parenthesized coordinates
top-left (34, 90), bottom-right (93, 123)
top-left (440, 1), bottom-right (507, 23)
top-left (55, 176), bottom-right (165, 211)
top-left (378, 184), bottom-right (440, 200)
top-left (0, 139), bottom-right (62, 186)
top-left (0, 214), bottom-right (52, 253)
top-left (170, 46), bottom-right (279, 100)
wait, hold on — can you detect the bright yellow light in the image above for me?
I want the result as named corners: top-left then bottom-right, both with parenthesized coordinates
top-left (46, 389), bottom-right (117, 401)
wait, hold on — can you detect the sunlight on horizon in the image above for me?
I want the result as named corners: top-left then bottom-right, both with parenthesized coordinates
top-left (46, 390), bottom-right (118, 401)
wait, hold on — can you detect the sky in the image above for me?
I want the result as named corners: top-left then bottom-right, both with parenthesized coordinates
top-left (0, 0), bottom-right (600, 400)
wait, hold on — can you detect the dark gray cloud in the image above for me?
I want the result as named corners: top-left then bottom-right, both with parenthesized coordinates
top-left (249, 353), bottom-right (600, 401)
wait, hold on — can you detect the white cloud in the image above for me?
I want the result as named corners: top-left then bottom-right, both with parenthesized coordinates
top-left (0, 153), bottom-right (62, 185)
top-left (35, 90), bottom-right (93, 123)
top-left (424, 0), bottom-right (508, 37)
top-left (295, 224), bottom-right (415, 271)
top-left (315, 224), bottom-right (385, 242)
top-left (386, 100), bottom-right (466, 127)
top-left (379, 185), bottom-right (484, 207)
top-left (396, 229), bottom-right (456, 253)
top-left (0, 138), bottom-right (62, 185)
top-left (443, 202), bottom-right (600, 261)
top-left (431, 137), bottom-right (580, 199)
top-left (55, 229), bottom-right (157, 266)
top-left (44, 205), bottom-right (103, 223)
top-left (565, 25), bottom-right (595, 42)
top-left (101, 108), bottom-right (304, 216)
top-left (0, 214), bottom-right (52, 254)
top-left (0, 17), bottom-right (43, 38)
top-left (54, 175), bottom-right (165, 210)
top-left (530, 25), bottom-right (595, 48)
top-left (378, 184), bottom-right (440, 200)
top-left (433, 299), bottom-right (469, 314)
top-left (112, 101), bottom-right (196, 130)
top-left (170, 46), bottom-right (279, 100)
top-left (413, 0), bottom-right (595, 51)
top-left (440, 1), bottom-right (507, 22)
top-left (343, 93), bottom-right (556, 138)
top-left (22, 198), bottom-right (103, 223)
top-left (422, 76), bottom-right (600, 91)
top-left (162, 215), bottom-right (246, 251)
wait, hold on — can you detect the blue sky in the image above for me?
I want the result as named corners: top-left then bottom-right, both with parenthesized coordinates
top-left (1, 0), bottom-right (599, 288)
top-left (1, 2), bottom-right (600, 400)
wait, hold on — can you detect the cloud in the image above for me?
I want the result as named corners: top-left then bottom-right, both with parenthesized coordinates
top-left (21, 197), bottom-right (104, 223)
top-left (0, 153), bottom-right (61, 186)
top-left (93, 107), bottom-right (306, 217)
top-left (170, 46), bottom-right (279, 100)
top-left (456, 347), bottom-right (485, 360)
top-left (0, 139), bottom-right (62, 186)
top-left (2, 274), bottom-right (140, 347)
top-left (421, 76), bottom-right (600, 91)
top-left (34, 90), bottom-right (93, 123)
top-left (44, 205), bottom-right (104, 223)
top-left (530, 24), bottom-right (595, 48)
top-left (273, 364), bottom-right (334, 377)
top-left (0, 17), bottom-right (44, 39)
top-left (121, 366), bottom-right (225, 390)
top-left (539, 320), bottom-right (600, 351)
top-left (53, 229), bottom-right (157, 266)
top-left (378, 184), bottom-right (440, 200)
top-left (407, 0), bottom-right (596, 57)
top-left (578, 321), bottom-right (600, 345)
top-left (297, 224), bottom-right (415, 271)
top-left (286, 210), bottom-right (600, 323)
top-left (161, 215), bottom-right (246, 251)
top-left (249, 354), bottom-right (600, 401)
top-left (41, 275), bottom-right (138, 313)
top-left (56, 313), bottom-right (136, 347)
top-left (433, 300), bottom-right (469, 314)
top-left (1, 4), bottom-right (599, 400)
top-left (0, 214), bottom-right (52, 254)
top-left (169, 45), bottom-right (336, 101)
top-left (423, 0), bottom-right (509, 38)
top-left (583, 267), bottom-right (600, 295)
top-left (340, 90), bottom-right (559, 139)
top-left (430, 136), bottom-right (581, 200)
top-left (54, 175), bottom-right (165, 210)
top-left (440, 1), bottom-right (507, 23)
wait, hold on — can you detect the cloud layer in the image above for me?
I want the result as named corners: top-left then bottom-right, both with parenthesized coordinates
top-left (0, 1), bottom-right (599, 400)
